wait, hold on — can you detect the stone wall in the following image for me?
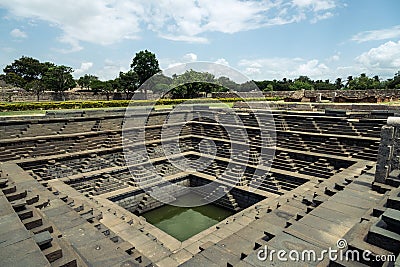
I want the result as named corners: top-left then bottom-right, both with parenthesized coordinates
top-left (3, 86), bottom-right (400, 103)
top-left (0, 88), bottom-right (160, 102)
top-left (375, 117), bottom-right (400, 184)
top-left (213, 89), bottom-right (400, 103)
top-left (233, 101), bottom-right (400, 112)
top-left (304, 89), bottom-right (400, 103)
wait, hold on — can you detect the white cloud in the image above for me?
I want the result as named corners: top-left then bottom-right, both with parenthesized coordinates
top-left (159, 34), bottom-right (209, 44)
top-left (95, 59), bottom-right (129, 81)
top-left (356, 40), bottom-right (400, 72)
top-left (0, 0), bottom-right (142, 52)
top-left (73, 62), bottom-right (93, 77)
top-left (166, 62), bottom-right (183, 69)
top-left (10, 28), bottom-right (27, 38)
top-left (292, 0), bottom-right (338, 22)
top-left (163, 53), bottom-right (199, 69)
top-left (236, 38), bottom-right (400, 81)
top-left (352, 25), bottom-right (400, 43)
top-left (310, 11), bottom-right (333, 23)
top-left (182, 53), bottom-right (198, 62)
top-left (238, 57), bottom-right (331, 80)
top-left (292, 0), bottom-right (336, 12)
top-left (237, 42), bottom-right (400, 82)
top-left (297, 59), bottom-right (329, 76)
top-left (215, 58), bottom-right (229, 66)
top-left (244, 67), bottom-right (262, 75)
top-left (326, 52), bottom-right (340, 63)
top-left (56, 36), bottom-right (83, 53)
top-left (0, 0), bottom-right (341, 49)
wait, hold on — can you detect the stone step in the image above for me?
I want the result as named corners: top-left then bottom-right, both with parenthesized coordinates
top-left (10, 199), bottom-right (27, 210)
top-left (34, 230), bottom-right (53, 247)
top-left (0, 177), bottom-right (9, 188)
top-left (2, 185), bottom-right (17, 195)
top-left (26, 194), bottom-right (40, 205)
top-left (387, 174), bottom-right (400, 187)
top-left (43, 242), bottom-right (63, 263)
top-left (382, 208), bottom-right (400, 235)
top-left (5, 189), bottom-right (27, 201)
top-left (387, 196), bottom-right (400, 210)
top-left (49, 256), bottom-right (77, 267)
top-left (32, 224), bottom-right (54, 235)
top-left (23, 215), bottom-right (43, 230)
top-left (16, 207), bottom-right (33, 220)
top-left (367, 223), bottom-right (400, 253)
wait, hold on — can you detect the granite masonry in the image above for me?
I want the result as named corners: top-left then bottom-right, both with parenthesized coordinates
top-left (0, 104), bottom-right (399, 266)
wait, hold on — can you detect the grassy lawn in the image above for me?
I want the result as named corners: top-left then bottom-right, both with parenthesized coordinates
top-left (0, 110), bottom-right (46, 116)
top-left (154, 102), bottom-right (234, 109)
top-left (383, 101), bottom-right (400, 105)
top-left (0, 101), bottom-right (236, 116)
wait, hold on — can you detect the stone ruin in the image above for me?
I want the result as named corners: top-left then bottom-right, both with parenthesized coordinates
top-left (0, 104), bottom-right (399, 266)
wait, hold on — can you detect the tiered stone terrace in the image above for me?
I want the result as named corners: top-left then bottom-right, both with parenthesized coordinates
top-left (1, 105), bottom-right (399, 266)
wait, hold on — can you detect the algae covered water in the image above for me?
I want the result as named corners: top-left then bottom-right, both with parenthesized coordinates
top-left (142, 194), bottom-right (234, 241)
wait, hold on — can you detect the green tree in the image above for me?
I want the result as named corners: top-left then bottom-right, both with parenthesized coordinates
top-left (118, 70), bottom-right (139, 99)
top-left (42, 65), bottom-right (76, 92)
top-left (345, 76), bottom-right (353, 88)
top-left (78, 74), bottom-right (99, 91)
top-left (25, 80), bottom-right (45, 101)
top-left (91, 80), bottom-right (114, 100)
top-left (289, 76), bottom-right (314, 90)
top-left (265, 84), bottom-right (274, 91)
top-left (296, 75), bottom-right (313, 84)
top-left (130, 50), bottom-right (160, 99)
top-left (153, 83), bottom-right (170, 94)
top-left (3, 72), bottom-right (25, 87)
top-left (217, 76), bottom-right (239, 91)
top-left (170, 70), bottom-right (216, 98)
top-left (3, 56), bottom-right (46, 87)
top-left (335, 78), bottom-right (343, 89)
top-left (289, 80), bottom-right (314, 90)
top-left (388, 71), bottom-right (400, 89)
top-left (314, 79), bottom-right (335, 90)
top-left (272, 79), bottom-right (291, 91)
top-left (348, 73), bottom-right (382, 90)
top-left (144, 73), bottom-right (172, 95)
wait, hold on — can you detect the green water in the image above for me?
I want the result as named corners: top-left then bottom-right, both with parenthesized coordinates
top-left (142, 194), bottom-right (234, 241)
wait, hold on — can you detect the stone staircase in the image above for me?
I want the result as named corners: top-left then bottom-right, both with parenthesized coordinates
top-left (194, 185), bottom-right (241, 212)
top-left (0, 175), bottom-right (78, 266)
top-left (367, 188), bottom-right (400, 254)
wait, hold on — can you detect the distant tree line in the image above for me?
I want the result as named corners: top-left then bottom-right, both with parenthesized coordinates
top-left (1, 56), bottom-right (75, 101)
top-left (0, 50), bottom-right (162, 101)
top-left (1, 51), bottom-right (400, 101)
top-left (254, 73), bottom-right (400, 91)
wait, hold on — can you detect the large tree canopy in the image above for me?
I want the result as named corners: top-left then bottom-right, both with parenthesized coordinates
top-left (42, 65), bottom-right (76, 92)
top-left (91, 80), bottom-right (114, 100)
top-left (3, 56), bottom-right (46, 88)
top-left (117, 70), bottom-right (139, 99)
top-left (169, 70), bottom-right (226, 98)
top-left (130, 50), bottom-right (160, 99)
top-left (25, 80), bottom-right (45, 101)
top-left (348, 73), bottom-right (383, 90)
top-left (78, 74), bottom-right (99, 91)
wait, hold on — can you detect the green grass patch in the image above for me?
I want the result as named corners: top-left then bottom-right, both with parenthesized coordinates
top-left (0, 110), bottom-right (46, 116)
top-left (0, 97), bottom-right (279, 112)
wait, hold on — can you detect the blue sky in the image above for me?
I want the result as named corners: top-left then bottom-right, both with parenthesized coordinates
top-left (0, 0), bottom-right (399, 82)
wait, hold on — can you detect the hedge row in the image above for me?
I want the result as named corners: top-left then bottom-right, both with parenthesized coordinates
top-left (0, 97), bottom-right (280, 112)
